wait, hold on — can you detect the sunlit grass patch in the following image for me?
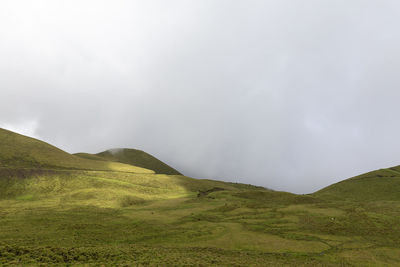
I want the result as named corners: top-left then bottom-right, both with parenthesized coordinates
top-left (15, 194), bottom-right (36, 201)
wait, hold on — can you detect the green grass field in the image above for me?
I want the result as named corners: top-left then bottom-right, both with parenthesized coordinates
top-left (1, 128), bottom-right (400, 266)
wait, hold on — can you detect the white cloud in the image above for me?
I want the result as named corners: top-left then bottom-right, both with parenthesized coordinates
top-left (1, 0), bottom-right (400, 193)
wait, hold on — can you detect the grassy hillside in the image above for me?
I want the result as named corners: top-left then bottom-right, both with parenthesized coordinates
top-left (2, 168), bottom-right (400, 266)
top-left (314, 167), bottom-right (400, 201)
top-left (1, 128), bottom-right (400, 265)
top-left (0, 128), bottom-right (153, 173)
top-left (75, 148), bottom-right (181, 175)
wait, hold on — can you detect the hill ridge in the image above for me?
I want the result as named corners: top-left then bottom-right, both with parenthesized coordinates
top-left (75, 148), bottom-right (181, 175)
top-left (313, 166), bottom-right (400, 201)
top-left (0, 128), bottom-right (153, 174)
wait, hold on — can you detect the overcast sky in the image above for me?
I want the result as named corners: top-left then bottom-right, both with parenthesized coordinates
top-left (1, 1), bottom-right (400, 193)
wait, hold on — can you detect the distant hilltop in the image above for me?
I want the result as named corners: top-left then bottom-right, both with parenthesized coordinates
top-left (0, 127), bottom-right (179, 175)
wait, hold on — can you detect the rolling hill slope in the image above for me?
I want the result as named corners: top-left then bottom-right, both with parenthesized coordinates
top-left (0, 128), bottom-right (153, 173)
top-left (75, 148), bottom-right (181, 175)
top-left (2, 127), bottom-right (400, 265)
top-left (313, 167), bottom-right (400, 201)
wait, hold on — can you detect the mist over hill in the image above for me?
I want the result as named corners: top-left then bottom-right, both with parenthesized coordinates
top-left (2, 1), bottom-right (400, 194)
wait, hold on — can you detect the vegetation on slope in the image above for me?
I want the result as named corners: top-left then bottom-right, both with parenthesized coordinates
top-left (314, 167), bottom-right (400, 201)
top-left (76, 148), bottom-right (181, 175)
top-left (0, 128), bottom-right (153, 173)
top-left (1, 128), bottom-right (400, 265)
top-left (2, 167), bottom-right (400, 266)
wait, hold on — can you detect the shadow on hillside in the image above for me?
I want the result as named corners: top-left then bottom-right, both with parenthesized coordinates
top-left (0, 168), bottom-right (69, 180)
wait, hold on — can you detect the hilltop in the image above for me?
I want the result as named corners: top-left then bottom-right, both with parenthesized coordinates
top-left (75, 148), bottom-right (181, 175)
top-left (0, 128), bottom-right (153, 173)
top-left (314, 167), bottom-right (400, 201)
top-left (1, 128), bottom-right (400, 266)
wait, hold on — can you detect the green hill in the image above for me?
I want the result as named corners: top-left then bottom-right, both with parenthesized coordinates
top-left (313, 167), bottom-right (400, 201)
top-left (0, 128), bottom-right (153, 173)
top-left (2, 127), bottom-right (400, 266)
top-left (75, 148), bottom-right (181, 175)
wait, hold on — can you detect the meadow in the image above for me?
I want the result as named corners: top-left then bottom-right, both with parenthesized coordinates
top-left (1, 128), bottom-right (400, 266)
